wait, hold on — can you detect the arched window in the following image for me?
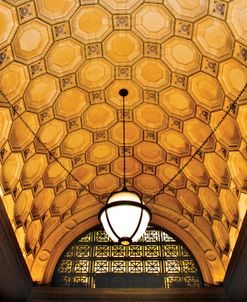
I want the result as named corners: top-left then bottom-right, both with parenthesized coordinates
top-left (52, 226), bottom-right (203, 288)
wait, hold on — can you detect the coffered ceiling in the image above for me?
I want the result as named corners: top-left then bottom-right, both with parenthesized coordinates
top-left (0, 0), bottom-right (246, 285)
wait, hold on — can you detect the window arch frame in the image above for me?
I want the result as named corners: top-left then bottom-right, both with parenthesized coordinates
top-left (51, 225), bottom-right (204, 288)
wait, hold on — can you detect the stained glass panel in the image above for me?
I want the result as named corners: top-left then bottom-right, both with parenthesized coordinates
top-left (52, 226), bottom-right (203, 288)
top-left (129, 260), bottom-right (143, 273)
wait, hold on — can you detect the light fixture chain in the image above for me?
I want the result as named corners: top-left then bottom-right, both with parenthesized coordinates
top-left (146, 82), bottom-right (247, 205)
top-left (123, 94), bottom-right (126, 188)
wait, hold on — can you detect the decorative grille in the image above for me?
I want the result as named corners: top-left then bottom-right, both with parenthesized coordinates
top-left (52, 226), bottom-right (203, 288)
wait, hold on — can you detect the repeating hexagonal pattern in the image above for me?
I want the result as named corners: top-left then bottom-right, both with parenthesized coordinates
top-left (0, 0), bottom-right (246, 284)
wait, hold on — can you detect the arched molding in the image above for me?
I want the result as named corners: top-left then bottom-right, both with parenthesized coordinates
top-left (30, 203), bottom-right (101, 282)
top-left (151, 204), bottom-right (225, 284)
top-left (31, 202), bottom-right (225, 285)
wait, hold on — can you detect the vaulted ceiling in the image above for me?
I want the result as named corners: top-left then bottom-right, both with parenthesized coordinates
top-left (0, 0), bottom-right (246, 285)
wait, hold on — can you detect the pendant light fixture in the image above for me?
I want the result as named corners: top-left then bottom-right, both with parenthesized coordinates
top-left (99, 89), bottom-right (151, 245)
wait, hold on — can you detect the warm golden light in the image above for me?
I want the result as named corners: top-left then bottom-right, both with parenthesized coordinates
top-left (99, 191), bottom-right (151, 245)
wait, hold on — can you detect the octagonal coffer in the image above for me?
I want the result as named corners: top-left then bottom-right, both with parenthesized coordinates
top-left (110, 122), bottom-right (142, 146)
top-left (36, 0), bottom-right (79, 23)
top-left (71, 5), bottom-right (112, 43)
top-left (0, 62), bottom-right (29, 103)
top-left (227, 0), bottom-right (247, 45)
top-left (0, 1), bottom-right (18, 49)
top-left (133, 58), bottom-right (171, 91)
top-left (193, 16), bottom-right (234, 62)
top-left (61, 129), bottom-right (92, 158)
top-left (218, 59), bottom-right (247, 100)
top-left (158, 129), bottom-right (191, 157)
top-left (100, 0), bottom-right (143, 13)
top-left (132, 3), bottom-right (174, 42)
top-left (134, 103), bottom-right (168, 131)
top-left (13, 19), bottom-right (52, 63)
top-left (159, 87), bottom-right (195, 120)
top-left (162, 37), bottom-right (202, 75)
top-left (46, 38), bottom-right (85, 76)
top-left (54, 87), bottom-right (89, 121)
top-left (77, 59), bottom-right (114, 91)
top-left (165, 0), bottom-right (208, 21)
top-left (103, 31), bottom-right (142, 65)
top-left (24, 74), bottom-right (60, 112)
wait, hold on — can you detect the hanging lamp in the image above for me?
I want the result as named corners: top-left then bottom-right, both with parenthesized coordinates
top-left (99, 89), bottom-right (151, 245)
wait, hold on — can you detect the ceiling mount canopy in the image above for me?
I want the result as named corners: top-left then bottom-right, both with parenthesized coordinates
top-left (99, 89), bottom-right (151, 245)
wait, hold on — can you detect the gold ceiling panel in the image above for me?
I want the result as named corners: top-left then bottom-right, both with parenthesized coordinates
top-left (54, 87), bottom-right (89, 120)
top-left (20, 154), bottom-right (47, 187)
top-left (104, 31), bottom-right (142, 65)
top-left (158, 129), bottom-right (191, 157)
top-left (71, 5), bottom-right (112, 43)
top-left (227, 0), bottom-right (247, 45)
top-left (134, 174), bottom-right (163, 195)
top-left (211, 112), bottom-right (241, 149)
top-left (77, 58), bottom-right (114, 90)
top-left (43, 158), bottom-right (71, 187)
top-left (51, 189), bottom-right (77, 215)
top-left (198, 187), bottom-right (222, 219)
top-left (135, 141), bottom-right (165, 165)
top-left (182, 158), bottom-right (209, 186)
top-left (0, 107), bottom-right (11, 147)
top-left (0, 1), bottom-right (17, 48)
top-left (37, 119), bottom-right (67, 150)
top-left (177, 188), bottom-right (202, 215)
top-left (14, 189), bottom-right (33, 226)
top-left (25, 219), bottom-right (42, 252)
top-left (184, 118), bottom-right (216, 151)
top-left (61, 129), bottom-right (92, 157)
top-left (212, 220), bottom-right (229, 253)
top-left (111, 157), bottom-right (141, 178)
top-left (46, 38), bottom-right (84, 76)
top-left (132, 3), bottom-right (174, 42)
top-left (2, 152), bottom-right (23, 191)
top-left (228, 152), bottom-right (247, 193)
top-left (157, 163), bottom-right (186, 189)
top-left (13, 19), bottom-right (52, 63)
top-left (0, 62), bottom-right (29, 102)
top-left (109, 122), bottom-right (142, 145)
top-left (9, 112), bottom-right (38, 150)
top-left (89, 173), bottom-right (119, 195)
top-left (24, 74), bottom-right (60, 112)
top-left (193, 16), bottom-right (234, 61)
top-left (83, 103), bottom-right (116, 130)
top-left (237, 106), bottom-right (247, 141)
top-left (70, 164), bottom-right (96, 187)
top-left (134, 103), bottom-right (168, 130)
top-left (218, 59), bottom-right (247, 99)
top-left (71, 193), bottom-right (97, 214)
top-left (133, 58), bottom-right (171, 90)
top-left (188, 72), bottom-right (224, 111)
top-left (31, 188), bottom-right (54, 218)
top-left (86, 141), bottom-right (118, 165)
top-left (99, 0), bottom-right (143, 13)
top-left (35, 0), bottom-right (79, 24)
top-left (219, 189), bottom-right (239, 225)
top-left (162, 37), bottom-right (202, 75)
top-left (159, 88), bottom-right (195, 120)
top-left (106, 80), bottom-right (142, 109)
top-left (165, 0), bottom-right (208, 21)
top-left (204, 153), bottom-right (230, 187)
top-left (0, 0), bottom-right (247, 285)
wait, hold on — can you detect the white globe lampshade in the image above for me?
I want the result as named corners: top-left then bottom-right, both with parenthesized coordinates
top-left (99, 190), bottom-right (151, 245)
